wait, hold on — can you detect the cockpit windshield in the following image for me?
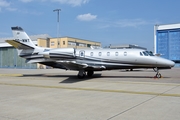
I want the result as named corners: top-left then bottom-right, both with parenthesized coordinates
top-left (140, 51), bottom-right (154, 56)
top-left (146, 51), bottom-right (154, 56)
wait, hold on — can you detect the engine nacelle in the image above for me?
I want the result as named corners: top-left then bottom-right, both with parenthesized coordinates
top-left (42, 48), bottom-right (76, 59)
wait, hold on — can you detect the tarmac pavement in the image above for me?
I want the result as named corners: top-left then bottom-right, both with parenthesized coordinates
top-left (0, 68), bottom-right (180, 120)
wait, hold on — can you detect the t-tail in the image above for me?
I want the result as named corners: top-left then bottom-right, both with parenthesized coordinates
top-left (6, 26), bottom-right (48, 64)
top-left (6, 26), bottom-right (39, 56)
top-left (6, 27), bottom-right (36, 49)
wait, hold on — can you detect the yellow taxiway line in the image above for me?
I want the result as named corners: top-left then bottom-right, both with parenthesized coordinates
top-left (0, 74), bottom-right (23, 77)
top-left (0, 82), bottom-right (180, 97)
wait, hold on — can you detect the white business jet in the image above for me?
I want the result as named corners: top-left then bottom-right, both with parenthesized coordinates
top-left (6, 27), bottom-right (175, 78)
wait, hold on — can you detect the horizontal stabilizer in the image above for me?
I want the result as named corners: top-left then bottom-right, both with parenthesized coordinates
top-left (6, 40), bottom-right (34, 49)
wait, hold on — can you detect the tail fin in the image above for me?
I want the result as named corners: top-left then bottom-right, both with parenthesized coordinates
top-left (6, 26), bottom-right (38, 57)
top-left (6, 27), bottom-right (36, 49)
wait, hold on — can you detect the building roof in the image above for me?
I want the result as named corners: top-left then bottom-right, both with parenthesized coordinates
top-left (155, 23), bottom-right (180, 30)
top-left (60, 36), bottom-right (101, 44)
top-left (110, 44), bottom-right (147, 50)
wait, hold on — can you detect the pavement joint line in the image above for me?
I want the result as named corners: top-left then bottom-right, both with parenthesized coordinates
top-left (88, 80), bottom-right (180, 86)
top-left (0, 82), bottom-right (180, 97)
top-left (1, 75), bottom-right (180, 86)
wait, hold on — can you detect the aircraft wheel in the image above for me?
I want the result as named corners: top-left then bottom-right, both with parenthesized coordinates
top-left (77, 71), bottom-right (86, 79)
top-left (77, 74), bottom-right (85, 79)
top-left (156, 73), bottom-right (161, 78)
top-left (87, 71), bottom-right (94, 77)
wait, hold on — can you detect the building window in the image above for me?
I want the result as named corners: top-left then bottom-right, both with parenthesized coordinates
top-left (79, 43), bottom-right (85, 47)
top-left (68, 41), bottom-right (76, 46)
top-left (51, 41), bottom-right (55, 46)
top-left (63, 41), bottom-right (65, 45)
top-left (87, 44), bottom-right (91, 47)
top-left (99, 52), bottom-right (102, 56)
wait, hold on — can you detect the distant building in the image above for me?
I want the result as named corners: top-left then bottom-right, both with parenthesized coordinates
top-left (0, 35), bottom-right (101, 69)
top-left (0, 34), bottom-right (50, 69)
top-left (109, 44), bottom-right (147, 50)
top-left (38, 36), bottom-right (101, 49)
top-left (154, 23), bottom-right (180, 63)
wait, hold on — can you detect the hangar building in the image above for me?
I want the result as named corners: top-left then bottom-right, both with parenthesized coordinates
top-left (154, 23), bottom-right (180, 64)
top-left (0, 35), bottom-right (101, 69)
top-left (0, 34), bottom-right (51, 69)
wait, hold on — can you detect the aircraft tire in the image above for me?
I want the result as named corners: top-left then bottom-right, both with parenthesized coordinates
top-left (77, 74), bottom-right (85, 79)
top-left (87, 71), bottom-right (94, 77)
top-left (156, 73), bottom-right (161, 78)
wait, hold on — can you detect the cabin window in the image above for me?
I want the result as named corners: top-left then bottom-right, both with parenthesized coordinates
top-left (99, 52), bottom-right (102, 56)
top-left (79, 51), bottom-right (85, 57)
top-left (140, 52), bottom-right (143, 56)
top-left (115, 52), bottom-right (118, 56)
top-left (90, 52), bottom-right (93, 56)
top-left (81, 52), bottom-right (83, 56)
top-left (124, 52), bottom-right (127, 56)
top-left (107, 52), bottom-right (110, 56)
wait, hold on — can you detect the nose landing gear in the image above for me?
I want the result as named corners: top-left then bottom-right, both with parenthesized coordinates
top-left (153, 68), bottom-right (162, 78)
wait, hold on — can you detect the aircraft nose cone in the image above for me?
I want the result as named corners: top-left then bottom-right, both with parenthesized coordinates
top-left (156, 57), bottom-right (175, 68)
top-left (163, 59), bottom-right (175, 67)
top-left (169, 60), bottom-right (175, 67)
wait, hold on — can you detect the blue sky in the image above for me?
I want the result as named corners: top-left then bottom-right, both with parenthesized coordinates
top-left (0, 0), bottom-right (180, 51)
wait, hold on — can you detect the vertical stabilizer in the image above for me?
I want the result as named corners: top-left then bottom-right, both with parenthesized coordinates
top-left (11, 26), bottom-right (36, 48)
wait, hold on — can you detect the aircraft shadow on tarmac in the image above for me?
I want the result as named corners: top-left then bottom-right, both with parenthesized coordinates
top-left (20, 73), bottom-right (170, 83)
top-left (60, 75), bottom-right (170, 83)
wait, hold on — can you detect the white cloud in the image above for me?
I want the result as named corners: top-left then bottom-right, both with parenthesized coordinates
top-left (6, 7), bottom-right (17, 11)
top-left (51, 0), bottom-right (89, 6)
top-left (20, 0), bottom-right (90, 6)
top-left (98, 19), bottom-right (159, 28)
top-left (0, 0), bottom-right (12, 12)
top-left (0, 0), bottom-right (10, 7)
top-left (19, 0), bottom-right (33, 3)
top-left (115, 19), bottom-right (148, 27)
top-left (77, 13), bottom-right (97, 21)
top-left (0, 31), bottom-right (9, 36)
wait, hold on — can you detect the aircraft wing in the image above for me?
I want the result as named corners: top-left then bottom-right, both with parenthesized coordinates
top-left (26, 58), bottom-right (106, 71)
top-left (56, 61), bottom-right (106, 71)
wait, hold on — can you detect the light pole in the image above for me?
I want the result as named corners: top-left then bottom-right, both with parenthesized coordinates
top-left (53, 9), bottom-right (61, 47)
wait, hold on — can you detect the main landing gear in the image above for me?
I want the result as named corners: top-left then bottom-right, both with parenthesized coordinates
top-left (77, 70), bottom-right (94, 79)
top-left (153, 67), bottom-right (162, 78)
